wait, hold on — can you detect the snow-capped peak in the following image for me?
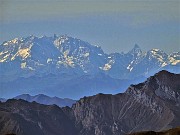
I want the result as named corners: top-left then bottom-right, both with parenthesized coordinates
top-left (0, 35), bottom-right (179, 80)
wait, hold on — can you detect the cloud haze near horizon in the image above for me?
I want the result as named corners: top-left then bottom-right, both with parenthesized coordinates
top-left (0, 0), bottom-right (179, 53)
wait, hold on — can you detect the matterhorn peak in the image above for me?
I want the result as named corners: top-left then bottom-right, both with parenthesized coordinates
top-left (128, 44), bottom-right (142, 57)
top-left (134, 44), bottom-right (140, 49)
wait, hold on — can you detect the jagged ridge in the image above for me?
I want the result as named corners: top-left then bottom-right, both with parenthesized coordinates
top-left (0, 35), bottom-right (179, 79)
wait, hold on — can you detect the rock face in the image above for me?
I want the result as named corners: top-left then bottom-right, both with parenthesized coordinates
top-left (0, 35), bottom-right (179, 98)
top-left (0, 71), bottom-right (180, 135)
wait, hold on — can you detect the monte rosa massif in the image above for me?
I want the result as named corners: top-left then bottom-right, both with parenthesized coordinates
top-left (0, 35), bottom-right (179, 98)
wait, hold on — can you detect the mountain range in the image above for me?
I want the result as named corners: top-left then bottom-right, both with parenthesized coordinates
top-left (0, 94), bottom-right (75, 107)
top-left (0, 70), bottom-right (180, 135)
top-left (0, 35), bottom-right (179, 98)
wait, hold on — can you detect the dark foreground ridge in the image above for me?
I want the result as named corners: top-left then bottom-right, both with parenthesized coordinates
top-left (129, 126), bottom-right (180, 135)
top-left (0, 70), bottom-right (180, 135)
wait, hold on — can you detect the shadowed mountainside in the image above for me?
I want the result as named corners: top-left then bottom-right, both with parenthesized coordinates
top-left (129, 126), bottom-right (180, 135)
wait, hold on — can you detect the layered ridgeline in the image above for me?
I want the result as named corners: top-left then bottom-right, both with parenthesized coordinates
top-left (0, 94), bottom-right (76, 107)
top-left (13, 94), bottom-right (76, 107)
top-left (0, 94), bottom-right (75, 107)
top-left (0, 35), bottom-right (179, 98)
top-left (12, 94), bottom-right (75, 107)
top-left (0, 71), bottom-right (180, 135)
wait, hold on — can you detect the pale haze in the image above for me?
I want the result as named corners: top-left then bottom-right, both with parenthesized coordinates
top-left (0, 0), bottom-right (179, 53)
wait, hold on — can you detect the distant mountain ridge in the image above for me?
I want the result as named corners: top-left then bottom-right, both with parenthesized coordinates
top-left (13, 94), bottom-right (76, 107)
top-left (0, 71), bottom-right (180, 135)
top-left (0, 35), bottom-right (179, 98)
top-left (0, 94), bottom-right (76, 107)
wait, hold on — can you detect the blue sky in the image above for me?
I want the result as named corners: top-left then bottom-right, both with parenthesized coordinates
top-left (0, 0), bottom-right (179, 53)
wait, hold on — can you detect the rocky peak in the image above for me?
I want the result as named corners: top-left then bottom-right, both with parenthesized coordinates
top-left (128, 44), bottom-right (142, 57)
top-left (126, 70), bottom-right (180, 106)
